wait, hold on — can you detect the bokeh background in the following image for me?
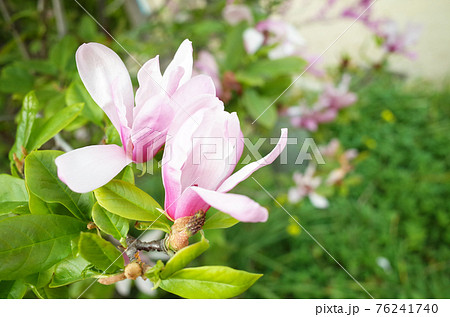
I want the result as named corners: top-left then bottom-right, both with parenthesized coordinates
top-left (0, 0), bottom-right (449, 298)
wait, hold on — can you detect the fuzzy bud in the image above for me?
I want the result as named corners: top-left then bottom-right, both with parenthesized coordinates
top-left (166, 210), bottom-right (206, 252)
top-left (124, 262), bottom-right (142, 280)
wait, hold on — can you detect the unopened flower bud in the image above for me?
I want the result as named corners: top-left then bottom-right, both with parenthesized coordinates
top-left (124, 262), bottom-right (142, 280)
top-left (166, 210), bottom-right (206, 252)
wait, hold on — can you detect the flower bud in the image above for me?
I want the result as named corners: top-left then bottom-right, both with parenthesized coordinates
top-left (124, 262), bottom-right (142, 280)
top-left (166, 210), bottom-right (206, 252)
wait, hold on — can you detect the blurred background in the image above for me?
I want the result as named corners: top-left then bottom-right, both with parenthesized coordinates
top-left (0, 0), bottom-right (449, 298)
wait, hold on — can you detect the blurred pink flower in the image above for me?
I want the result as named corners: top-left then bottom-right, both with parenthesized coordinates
top-left (288, 164), bottom-right (329, 209)
top-left (162, 105), bottom-right (288, 222)
top-left (287, 75), bottom-right (356, 131)
top-left (223, 4), bottom-right (253, 25)
top-left (319, 74), bottom-right (357, 110)
top-left (56, 39), bottom-right (217, 193)
top-left (193, 50), bottom-right (223, 98)
top-left (376, 20), bottom-right (422, 58)
top-left (243, 19), bottom-right (305, 59)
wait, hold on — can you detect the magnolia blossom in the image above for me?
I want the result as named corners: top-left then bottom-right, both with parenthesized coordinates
top-left (288, 164), bottom-right (329, 209)
top-left (287, 74), bottom-right (357, 131)
top-left (222, 4), bottom-right (253, 25)
top-left (243, 19), bottom-right (305, 59)
top-left (162, 105), bottom-right (288, 222)
top-left (56, 39), bottom-right (217, 193)
top-left (286, 103), bottom-right (337, 132)
top-left (193, 50), bottom-right (222, 98)
top-left (319, 74), bottom-right (357, 110)
top-left (376, 20), bottom-right (421, 58)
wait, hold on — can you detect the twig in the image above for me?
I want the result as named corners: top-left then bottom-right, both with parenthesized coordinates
top-left (126, 236), bottom-right (167, 260)
top-left (51, 0), bottom-right (67, 38)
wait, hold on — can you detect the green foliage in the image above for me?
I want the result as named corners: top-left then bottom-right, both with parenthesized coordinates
top-left (50, 256), bottom-right (96, 288)
top-left (203, 209), bottom-right (239, 230)
top-left (0, 280), bottom-right (28, 299)
top-left (92, 203), bottom-right (129, 241)
top-left (94, 180), bottom-right (171, 229)
top-left (0, 214), bottom-right (85, 280)
top-left (161, 234), bottom-right (209, 279)
top-left (25, 150), bottom-right (91, 220)
top-left (0, 174), bottom-right (28, 215)
top-left (159, 266), bottom-right (262, 299)
top-left (78, 232), bottom-right (124, 273)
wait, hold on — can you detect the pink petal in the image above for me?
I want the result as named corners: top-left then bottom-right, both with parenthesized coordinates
top-left (55, 144), bottom-right (131, 193)
top-left (76, 43), bottom-right (134, 130)
top-left (135, 55), bottom-right (163, 115)
top-left (191, 187), bottom-right (268, 222)
top-left (169, 186), bottom-right (210, 220)
top-left (163, 39), bottom-right (193, 90)
top-left (218, 128), bottom-right (288, 192)
top-left (131, 94), bottom-right (175, 163)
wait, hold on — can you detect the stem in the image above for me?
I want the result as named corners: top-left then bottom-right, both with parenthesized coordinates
top-left (51, 0), bottom-right (67, 38)
top-left (126, 236), bottom-right (167, 260)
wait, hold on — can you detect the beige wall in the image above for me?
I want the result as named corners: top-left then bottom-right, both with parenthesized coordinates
top-left (285, 0), bottom-right (450, 81)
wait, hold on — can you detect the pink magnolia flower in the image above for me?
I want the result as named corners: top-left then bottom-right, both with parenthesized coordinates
top-left (318, 74), bottom-right (357, 110)
top-left (223, 4), bottom-right (253, 25)
top-left (193, 50), bottom-right (222, 98)
top-left (288, 164), bottom-right (329, 209)
top-left (56, 39), bottom-right (218, 193)
top-left (376, 20), bottom-right (422, 58)
top-left (287, 103), bottom-right (337, 131)
top-left (162, 105), bottom-right (288, 222)
top-left (243, 19), bottom-right (305, 59)
top-left (286, 74), bottom-right (356, 131)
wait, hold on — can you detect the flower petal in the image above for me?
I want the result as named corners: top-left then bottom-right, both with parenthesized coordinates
top-left (243, 28), bottom-right (264, 54)
top-left (169, 186), bottom-right (210, 220)
top-left (163, 39), bottom-right (193, 90)
top-left (55, 144), bottom-right (131, 193)
top-left (76, 43), bottom-right (134, 129)
top-left (135, 55), bottom-right (163, 114)
top-left (131, 94), bottom-right (175, 163)
top-left (191, 187), bottom-right (268, 222)
top-left (218, 128), bottom-right (288, 192)
top-left (308, 192), bottom-right (329, 209)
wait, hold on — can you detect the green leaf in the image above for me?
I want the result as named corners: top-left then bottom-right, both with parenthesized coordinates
top-left (9, 91), bottom-right (39, 162)
top-left (161, 235), bottom-right (209, 279)
top-left (245, 56), bottom-right (306, 79)
top-left (94, 180), bottom-right (169, 225)
top-left (66, 79), bottom-right (103, 125)
top-left (115, 165), bottom-right (135, 184)
top-left (92, 203), bottom-right (129, 241)
top-left (0, 174), bottom-right (28, 215)
top-left (224, 23), bottom-right (247, 71)
top-left (0, 214), bottom-right (85, 280)
top-left (242, 89), bottom-right (277, 129)
top-left (25, 150), bottom-right (91, 220)
top-left (134, 220), bottom-right (171, 233)
top-left (78, 232), bottom-right (124, 273)
top-left (203, 210), bottom-right (239, 230)
top-left (28, 190), bottom-right (73, 217)
top-left (23, 266), bottom-right (55, 289)
top-left (0, 63), bottom-right (33, 94)
top-left (159, 266), bottom-right (262, 299)
top-left (49, 35), bottom-right (78, 73)
top-left (0, 280), bottom-right (28, 299)
top-left (26, 103), bottom-right (84, 151)
top-left (50, 256), bottom-right (96, 288)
